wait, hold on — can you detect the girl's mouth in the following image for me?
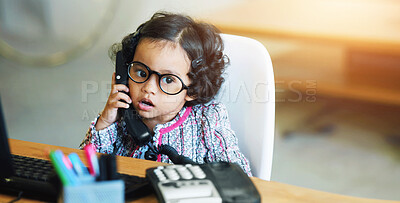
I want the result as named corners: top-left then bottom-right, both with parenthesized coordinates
top-left (138, 98), bottom-right (154, 111)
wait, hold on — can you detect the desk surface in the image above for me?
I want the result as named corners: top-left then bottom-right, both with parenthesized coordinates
top-left (1, 139), bottom-right (397, 203)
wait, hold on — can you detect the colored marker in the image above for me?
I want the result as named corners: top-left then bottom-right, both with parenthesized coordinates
top-left (84, 144), bottom-right (99, 177)
top-left (68, 153), bottom-right (89, 176)
top-left (54, 150), bottom-right (80, 186)
top-left (49, 151), bottom-right (70, 186)
top-left (62, 155), bottom-right (73, 169)
top-left (50, 150), bottom-right (79, 186)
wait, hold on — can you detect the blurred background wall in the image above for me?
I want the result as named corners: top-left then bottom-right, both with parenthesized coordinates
top-left (0, 0), bottom-right (399, 201)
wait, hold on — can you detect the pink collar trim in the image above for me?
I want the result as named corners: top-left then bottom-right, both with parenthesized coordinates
top-left (158, 106), bottom-right (192, 139)
top-left (157, 106), bottom-right (192, 162)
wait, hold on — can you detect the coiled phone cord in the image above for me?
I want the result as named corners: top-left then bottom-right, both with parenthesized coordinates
top-left (145, 143), bottom-right (197, 165)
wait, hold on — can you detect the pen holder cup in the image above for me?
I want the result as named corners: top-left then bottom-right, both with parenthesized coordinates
top-left (59, 180), bottom-right (124, 203)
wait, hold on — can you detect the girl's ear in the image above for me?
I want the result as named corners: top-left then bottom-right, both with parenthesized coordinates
top-left (184, 94), bottom-right (195, 102)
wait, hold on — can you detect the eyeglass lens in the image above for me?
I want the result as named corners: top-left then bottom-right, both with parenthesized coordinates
top-left (129, 62), bottom-right (184, 94)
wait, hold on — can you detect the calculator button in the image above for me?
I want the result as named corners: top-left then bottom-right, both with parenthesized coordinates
top-left (180, 173), bottom-right (193, 180)
top-left (157, 175), bottom-right (167, 181)
top-left (154, 169), bottom-right (162, 174)
top-left (154, 170), bottom-right (167, 181)
top-left (188, 165), bottom-right (206, 179)
top-left (190, 165), bottom-right (201, 170)
top-left (164, 169), bottom-right (180, 180)
top-left (176, 167), bottom-right (189, 173)
top-left (194, 172), bottom-right (206, 179)
top-left (176, 167), bottom-right (193, 180)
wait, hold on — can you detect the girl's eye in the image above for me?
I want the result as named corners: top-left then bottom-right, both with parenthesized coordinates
top-left (136, 70), bottom-right (147, 78)
top-left (161, 76), bottom-right (176, 84)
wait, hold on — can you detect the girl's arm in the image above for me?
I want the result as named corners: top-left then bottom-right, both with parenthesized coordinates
top-left (203, 103), bottom-right (253, 176)
top-left (79, 116), bottom-right (134, 156)
top-left (80, 72), bottom-right (136, 155)
top-left (96, 72), bottom-right (131, 130)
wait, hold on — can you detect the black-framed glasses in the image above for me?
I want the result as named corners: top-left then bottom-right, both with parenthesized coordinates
top-left (127, 61), bottom-right (189, 95)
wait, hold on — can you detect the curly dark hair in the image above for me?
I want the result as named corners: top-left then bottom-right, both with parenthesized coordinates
top-left (109, 12), bottom-right (228, 106)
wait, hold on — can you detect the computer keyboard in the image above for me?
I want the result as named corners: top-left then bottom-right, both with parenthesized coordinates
top-left (0, 154), bottom-right (151, 201)
top-left (12, 154), bottom-right (54, 182)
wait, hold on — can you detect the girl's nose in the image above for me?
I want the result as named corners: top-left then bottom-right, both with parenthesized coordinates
top-left (141, 74), bottom-right (158, 95)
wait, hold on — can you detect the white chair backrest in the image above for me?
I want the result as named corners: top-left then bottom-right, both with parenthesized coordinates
top-left (216, 34), bottom-right (275, 180)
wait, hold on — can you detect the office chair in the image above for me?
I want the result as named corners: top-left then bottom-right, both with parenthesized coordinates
top-left (216, 34), bottom-right (275, 181)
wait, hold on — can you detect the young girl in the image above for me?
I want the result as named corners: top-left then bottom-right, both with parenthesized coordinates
top-left (80, 12), bottom-right (251, 176)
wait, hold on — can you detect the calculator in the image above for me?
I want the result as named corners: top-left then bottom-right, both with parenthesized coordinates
top-left (146, 162), bottom-right (260, 203)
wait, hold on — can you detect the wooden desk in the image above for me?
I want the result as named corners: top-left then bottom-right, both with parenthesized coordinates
top-left (199, 0), bottom-right (400, 106)
top-left (1, 139), bottom-right (397, 203)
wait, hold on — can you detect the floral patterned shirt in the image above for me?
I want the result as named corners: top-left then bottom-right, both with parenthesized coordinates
top-left (79, 101), bottom-right (252, 176)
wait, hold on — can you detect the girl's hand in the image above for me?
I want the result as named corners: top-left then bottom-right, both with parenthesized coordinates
top-left (95, 73), bottom-right (132, 130)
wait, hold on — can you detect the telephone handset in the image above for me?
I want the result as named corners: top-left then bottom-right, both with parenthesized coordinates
top-left (115, 51), bottom-right (196, 164)
top-left (115, 51), bottom-right (152, 147)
